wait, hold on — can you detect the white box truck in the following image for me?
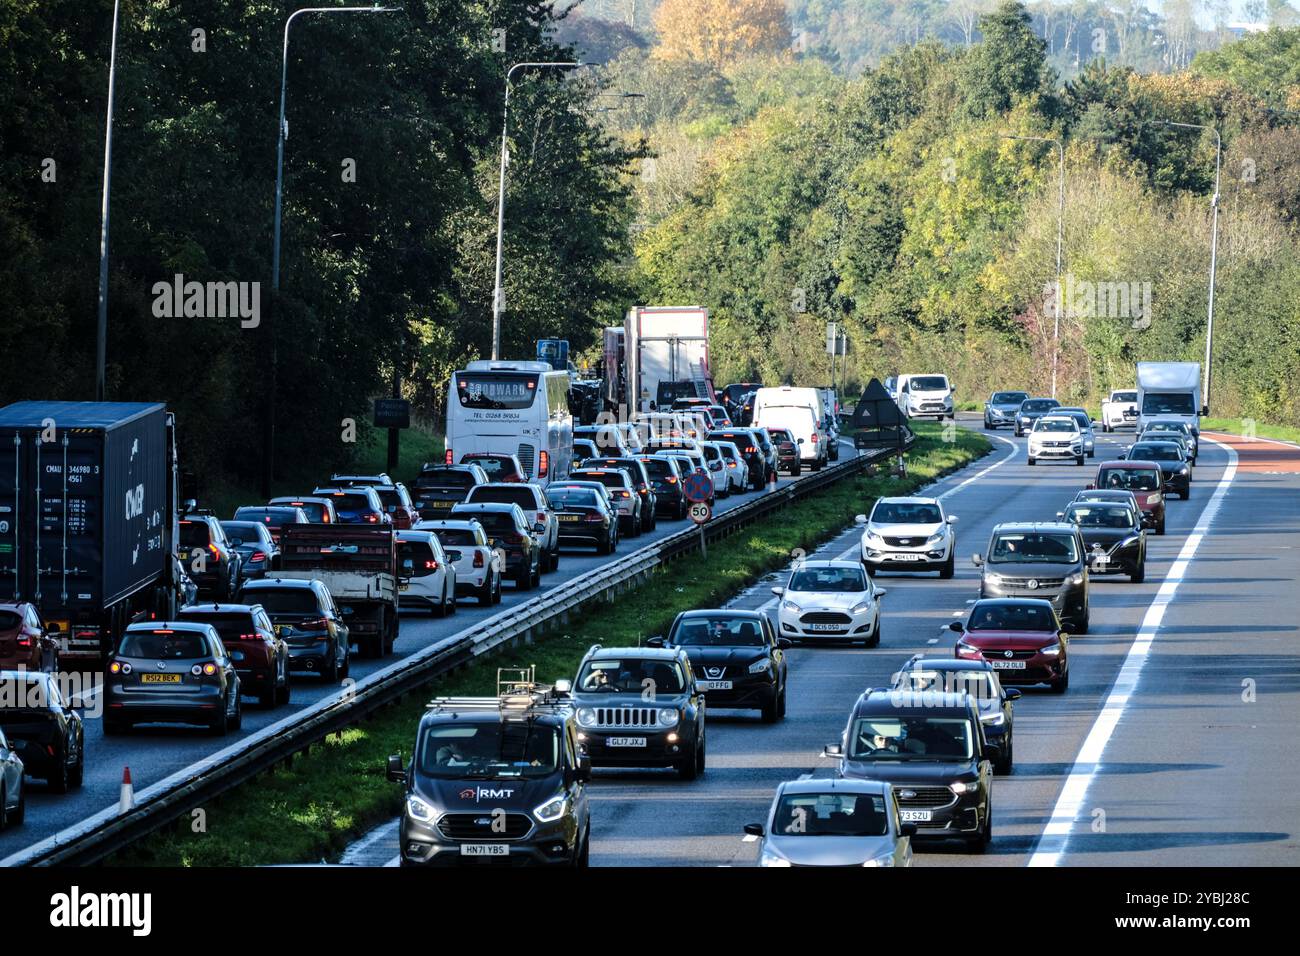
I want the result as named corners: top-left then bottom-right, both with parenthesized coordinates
top-left (624, 306), bottom-right (713, 414)
top-left (1136, 362), bottom-right (1203, 436)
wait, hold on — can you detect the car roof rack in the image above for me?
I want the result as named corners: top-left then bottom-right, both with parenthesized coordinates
top-left (426, 666), bottom-right (571, 717)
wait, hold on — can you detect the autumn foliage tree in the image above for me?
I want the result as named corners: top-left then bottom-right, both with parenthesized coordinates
top-left (652, 0), bottom-right (792, 69)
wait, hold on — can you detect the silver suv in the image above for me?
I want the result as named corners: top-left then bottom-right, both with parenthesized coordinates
top-left (972, 522), bottom-right (1090, 633)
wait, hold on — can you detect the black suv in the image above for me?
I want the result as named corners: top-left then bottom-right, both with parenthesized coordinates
top-left (582, 457), bottom-right (658, 531)
top-left (387, 670), bottom-right (591, 867)
top-left (571, 644), bottom-right (706, 779)
top-left (448, 502), bottom-right (542, 590)
top-left (636, 454), bottom-right (687, 520)
top-left (0, 670), bottom-right (85, 792)
top-left (706, 429), bottom-right (770, 489)
top-left (890, 656), bottom-right (1019, 775)
top-left (648, 609), bottom-right (790, 722)
top-left (238, 578), bottom-right (350, 681)
top-left (411, 463), bottom-right (489, 519)
top-left (178, 511), bottom-right (242, 599)
top-left (824, 688), bottom-right (994, 851)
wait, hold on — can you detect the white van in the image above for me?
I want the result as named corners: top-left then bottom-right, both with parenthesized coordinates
top-left (445, 360), bottom-right (573, 488)
top-left (896, 374), bottom-right (954, 420)
top-left (753, 403), bottom-right (827, 471)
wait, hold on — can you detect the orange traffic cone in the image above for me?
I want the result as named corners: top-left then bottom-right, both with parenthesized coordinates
top-left (119, 766), bottom-right (134, 813)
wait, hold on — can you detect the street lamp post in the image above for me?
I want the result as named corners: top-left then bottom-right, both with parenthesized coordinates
top-left (263, 3), bottom-right (399, 496)
top-left (1155, 120), bottom-right (1221, 414)
top-left (1001, 134), bottom-right (1064, 398)
top-left (491, 61), bottom-right (582, 361)
top-left (94, 0), bottom-right (122, 402)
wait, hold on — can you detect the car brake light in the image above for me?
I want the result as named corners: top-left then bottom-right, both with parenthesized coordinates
top-left (251, 551), bottom-right (267, 563)
top-left (365, 513), bottom-right (378, 523)
top-left (536, 511), bottom-right (546, 525)
top-left (239, 633), bottom-right (259, 641)
top-left (17, 635), bottom-right (31, 647)
top-left (728, 461), bottom-right (736, 468)
top-left (620, 490), bottom-right (631, 499)
top-left (539, 450), bottom-right (549, 477)
top-left (811, 433), bottom-right (818, 443)
top-left (425, 559), bottom-right (438, 570)
top-left (584, 513), bottom-right (603, 522)
top-left (202, 662), bottom-right (218, 676)
top-left (208, 543), bottom-right (221, 560)
top-left (302, 617), bottom-right (329, 631)
top-left (473, 551), bottom-right (485, 568)
top-left (445, 449), bottom-right (453, 465)
top-left (638, 483), bottom-right (648, 493)
top-left (665, 476), bottom-right (678, 484)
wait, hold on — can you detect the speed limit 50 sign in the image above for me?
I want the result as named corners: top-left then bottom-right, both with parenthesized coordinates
top-left (688, 502), bottom-right (712, 525)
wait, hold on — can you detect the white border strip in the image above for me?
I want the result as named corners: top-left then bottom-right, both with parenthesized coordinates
top-left (1027, 436), bottom-right (1239, 867)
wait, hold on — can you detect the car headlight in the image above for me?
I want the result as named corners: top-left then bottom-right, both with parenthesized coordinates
top-left (956, 639), bottom-right (980, 655)
top-left (658, 708), bottom-right (680, 727)
top-left (534, 795), bottom-right (568, 823)
top-left (981, 711), bottom-right (1005, 726)
top-left (782, 600), bottom-right (802, 614)
top-left (984, 571), bottom-right (1004, 586)
top-left (759, 847), bottom-right (792, 867)
top-left (850, 601), bottom-right (874, 614)
top-left (748, 658), bottom-right (772, 675)
top-left (1177, 466), bottom-right (1189, 475)
top-left (1150, 492), bottom-right (1162, 503)
top-left (406, 794), bottom-right (435, 822)
top-left (864, 531), bottom-right (884, 545)
top-left (1040, 642), bottom-right (1061, 656)
top-left (576, 706), bottom-right (597, 728)
top-left (951, 780), bottom-right (980, 794)
top-left (1067, 571), bottom-right (1084, 585)
top-left (926, 532), bottom-right (944, 545)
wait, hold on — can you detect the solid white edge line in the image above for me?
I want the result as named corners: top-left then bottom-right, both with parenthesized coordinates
top-left (1026, 435), bottom-right (1239, 867)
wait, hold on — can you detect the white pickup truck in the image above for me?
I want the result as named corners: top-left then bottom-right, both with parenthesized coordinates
top-left (1100, 389), bottom-right (1138, 432)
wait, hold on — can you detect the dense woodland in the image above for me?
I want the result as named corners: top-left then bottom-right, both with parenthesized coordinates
top-left (2, 1), bottom-right (1298, 495)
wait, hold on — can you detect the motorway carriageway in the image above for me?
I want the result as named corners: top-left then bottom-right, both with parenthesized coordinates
top-left (343, 416), bottom-right (1299, 867)
top-left (0, 438), bottom-right (860, 859)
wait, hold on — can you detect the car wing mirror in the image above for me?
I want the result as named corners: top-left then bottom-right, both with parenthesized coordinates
top-left (821, 743), bottom-right (843, 759)
top-left (777, 638), bottom-right (793, 649)
top-left (386, 753), bottom-right (407, 784)
top-left (947, 621), bottom-right (964, 633)
top-left (971, 553), bottom-right (984, 567)
top-left (743, 823), bottom-right (765, 838)
top-left (1004, 689), bottom-right (1022, 701)
top-left (946, 515), bottom-right (958, 524)
top-left (899, 822), bottom-right (918, 838)
top-left (854, 514), bottom-right (867, 525)
top-left (770, 586), bottom-right (784, 597)
top-left (644, 636), bottom-right (666, 648)
top-left (875, 587), bottom-right (888, 598)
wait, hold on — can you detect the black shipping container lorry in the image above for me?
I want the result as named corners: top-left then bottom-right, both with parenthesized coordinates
top-left (0, 402), bottom-right (182, 665)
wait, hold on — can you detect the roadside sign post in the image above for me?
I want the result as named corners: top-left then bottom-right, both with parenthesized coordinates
top-left (682, 471), bottom-right (714, 558)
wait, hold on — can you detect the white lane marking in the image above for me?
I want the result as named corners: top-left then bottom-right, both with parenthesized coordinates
top-left (936, 433), bottom-right (1019, 502)
top-left (926, 639), bottom-right (938, 645)
top-left (1027, 436), bottom-right (1239, 867)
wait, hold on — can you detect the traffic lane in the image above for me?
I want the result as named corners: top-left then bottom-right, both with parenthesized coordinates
top-left (583, 421), bottom-right (1030, 865)
top-left (0, 456), bottom-right (817, 854)
top-left (588, 423), bottom-right (1234, 866)
top-left (1052, 436), bottom-right (1299, 865)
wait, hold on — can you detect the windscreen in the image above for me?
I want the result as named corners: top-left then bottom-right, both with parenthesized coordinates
top-left (910, 376), bottom-right (948, 391)
top-left (247, 588), bottom-right (320, 616)
top-left (178, 521), bottom-right (211, 548)
top-left (670, 615), bottom-right (766, 646)
top-left (416, 469), bottom-right (475, 490)
top-left (1142, 393), bottom-right (1195, 416)
top-left (848, 716), bottom-right (973, 760)
top-left (416, 723), bottom-right (559, 779)
top-left (177, 612), bottom-right (256, 643)
top-left (789, 566), bottom-right (867, 592)
top-left (772, 792), bottom-right (889, 837)
top-left (463, 456), bottom-right (516, 480)
top-left (451, 508), bottom-right (517, 534)
top-left (968, 602), bottom-right (1057, 631)
top-left (871, 502), bottom-right (941, 524)
top-left (900, 670), bottom-right (997, 700)
top-left (456, 372), bottom-right (540, 410)
top-left (430, 528), bottom-right (479, 547)
top-left (119, 630), bottom-right (209, 660)
top-left (1099, 468), bottom-right (1161, 491)
top-left (577, 658), bottom-right (685, 693)
top-left (991, 392), bottom-right (1028, 404)
top-left (1067, 505), bottom-right (1136, 528)
top-left (989, 532), bottom-right (1079, 563)
top-left (468, 486), bottom-right (535, 508)
top-left (1131, 443), bottom-right (1181, 462)
top-left (548, 489), bottom-right (599, 509)
top-left (1022, 399), bottom-right (1059, 413)
top-left (1034, 418), bottom-right (1078, 433)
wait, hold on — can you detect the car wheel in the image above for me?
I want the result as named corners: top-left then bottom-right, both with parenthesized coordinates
top-left (760, 692), bottom-right (780, 724)
top-left (1050, 670), bottom-right (1070, 694)
top-left (230, 693), bottom-right (243, 732)
top-left (1181, 487), bottom-right (1190, 500)
top-left (9, 784), bottom-right (21, 826)
top-left (515, 564), bottom-right (533, 591)
top-left (864, 562), bottom-right (877, 578)
top-left (1075, 613), bottom-right (1089, 635)
top-left (277, 667), bottom-right (292, 706)
top-left (1157, 516), bottom-right (1166, 535)
top-left (1027, 457), bottom-right (1036, 466)
top-left (259, 673), bottom-right (277, 708)
top-left (324, 647), bottom-right (340, 682)
top-left (531, 560), bottom-right (542, 588)
top-left (47, 751), bottom-right (71, 794)
top-left (1075, 455), bottom-right (1085, 466)
top-left (1014, 428), bottom-right (1022, 438)
top-left (996, 738), bottom-right (1013, 776)
top-left (492, 575), bottom-right (503, 604)
top-left (984, 418), bottom-right (992, 430)
top-left (1130, 561), bottom-right (1145, 584)
top-left (70, 750), bottom-right (84, 788)
top-left (209, 698), bottom-right (229, 736)
top-left (339, 649), bottom-right (350, 681)
top-left (573, 831), bottom-right (591, 868)
top-left (550, 548), bottom-right (561, 571)
top-left (677, 750), bottom-right (699, 780)
top-left (777, 685), bottom-right (787, 719)
top-left (865, 615), bottom-right (881, 648)
top-left (967, 809), bottom-right (991, 853)
top-left (1088, 449), bottom-right (1095, 458)
top-left (939, 551), bottom-right (955, 579)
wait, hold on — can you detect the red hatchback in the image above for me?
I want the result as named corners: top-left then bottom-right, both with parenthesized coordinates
top-left (0, 603), bottom-right (57, 672)
top-left (949, 598), bottom-right (1070, 693)
top-left (176, 603), bottom-right (291, 708)
top-left (1087, 460), bottom-right (1166, 535)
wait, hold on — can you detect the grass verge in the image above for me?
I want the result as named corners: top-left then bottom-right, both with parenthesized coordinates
top-left (108, 422), bottom-right (990, 867)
